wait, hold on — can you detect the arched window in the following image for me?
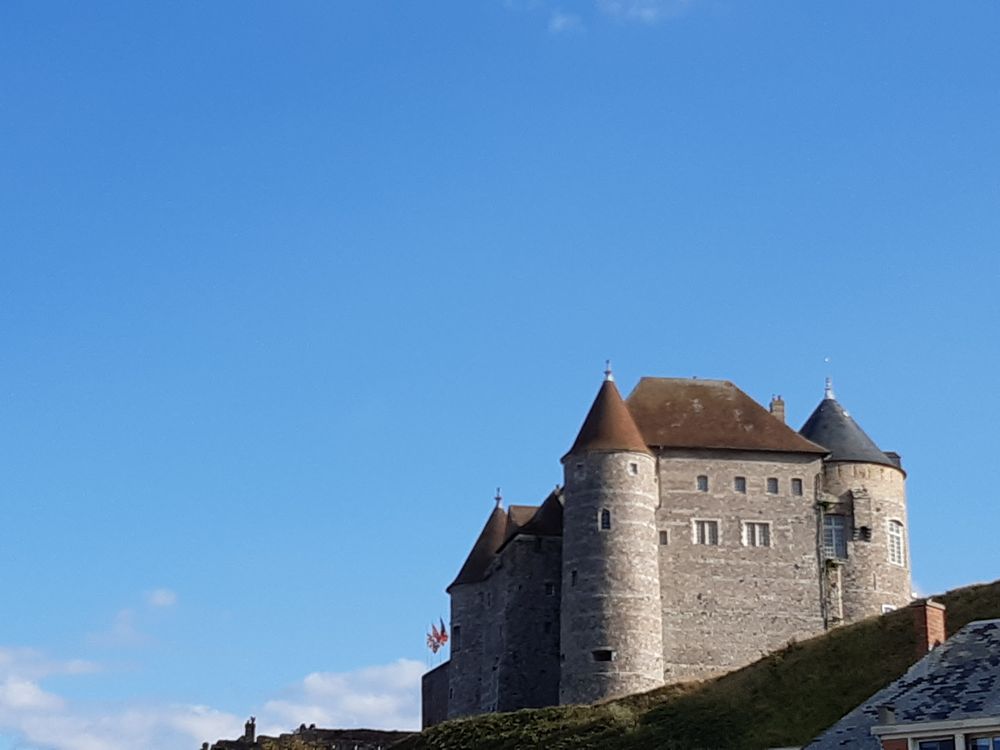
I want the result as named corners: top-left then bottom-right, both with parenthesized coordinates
top-left (887, 520), bottom-right (905, 566)
top-left (600, 509), bottom-right (611, 530)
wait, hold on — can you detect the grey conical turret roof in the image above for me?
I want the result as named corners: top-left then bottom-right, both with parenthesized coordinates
top-left (799, 383), bottom-right (897, 469)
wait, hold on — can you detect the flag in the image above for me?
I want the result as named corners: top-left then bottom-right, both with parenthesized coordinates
top-left (426, 630), bottom-right (440, 653)
top-left (438, 618), bottom-right (448, 644)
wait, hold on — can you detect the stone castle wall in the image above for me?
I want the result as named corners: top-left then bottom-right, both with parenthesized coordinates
top-left (437, 454), bottom-right (912, 723)
top-left (496, 536), bottom-right (561, 712)
top-left (560, 450), bottom-right (663, 705)
top-left (446, 584), bottom-right (485, 718)
top-left (821, 462), bottom-right (911, 622)
top-left (655, 450), bottom-right (827, 681)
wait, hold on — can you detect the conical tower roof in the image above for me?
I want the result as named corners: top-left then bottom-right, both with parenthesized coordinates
top-left (799, 383), bottom-right (897, 469)
top-left (565, 376), bottom-right (650, 458)
top-left (447, 502), bottom-right (507, 592)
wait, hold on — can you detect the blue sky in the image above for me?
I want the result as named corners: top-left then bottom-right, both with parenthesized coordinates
top-left (1, 1), bottom-right (999, 747)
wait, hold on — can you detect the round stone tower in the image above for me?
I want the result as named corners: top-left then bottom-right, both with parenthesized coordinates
top-left (559, 369), bottom-right (663, 705)
top-left (800, 380), bottom-right (911, 624)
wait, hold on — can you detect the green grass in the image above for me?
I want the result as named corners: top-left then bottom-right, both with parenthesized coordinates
top-left (395, 579), bottom-right (1000, 750)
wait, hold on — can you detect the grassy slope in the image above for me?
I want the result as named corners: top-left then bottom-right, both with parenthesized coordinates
top-left (396, 579), bottom-right (1000, 750)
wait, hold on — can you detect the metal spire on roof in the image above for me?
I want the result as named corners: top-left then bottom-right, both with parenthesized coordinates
top-left (824, 377), bottom-right (835, 400)
top-left (494, 487), bottom-right (503, 508)
top-left (604, 360), bottom-right (614, 382)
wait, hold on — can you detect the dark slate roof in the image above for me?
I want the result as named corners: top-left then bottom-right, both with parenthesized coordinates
top-left (625, 378), bottom-right (827, 454)
top-left (806, 619), bottom-right (1000, 750)
top-left (447, 504), bottom-right (508, 592)
top-left (565, 378), bottom-right (651, 458)
top-left (799, 395), bottom-right (899, 469)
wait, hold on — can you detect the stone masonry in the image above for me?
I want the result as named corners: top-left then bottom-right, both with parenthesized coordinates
top-left (423, 373), bottom-right (914, 726)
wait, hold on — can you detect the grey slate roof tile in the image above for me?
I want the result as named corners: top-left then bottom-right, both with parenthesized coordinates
top-left (807, 620), bottom-right (1000, 750)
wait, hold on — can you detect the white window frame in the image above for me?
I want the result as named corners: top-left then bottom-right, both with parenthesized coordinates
top-left (692, 519), bottom-right (720, 545)
top-left (887, 519), bottom-right (906, 566)
top-left (742, 521), bottom-right (772, 548)
top-left (823, 514), bottom-right (849, 559)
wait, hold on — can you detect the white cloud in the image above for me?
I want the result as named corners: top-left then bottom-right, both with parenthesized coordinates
top-left (549, 10), bottom-right (584, 33)
top-left (145, 589), bottom-right (177, 608)
top-left (262, 659), bottom-right (424, 731)
top-left (0, 651), bottom-right (423, 750)
top-left (596, 0), bottom-right (697, 24)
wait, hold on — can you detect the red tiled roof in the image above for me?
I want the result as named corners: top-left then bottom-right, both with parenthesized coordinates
top-left (565, 379), bottom-right (651, 458)
top-left (625, 378), bottom-right (827, 454)
top-left (447, 505), bottom-right (508, 592)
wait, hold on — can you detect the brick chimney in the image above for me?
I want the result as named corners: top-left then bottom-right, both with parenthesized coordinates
top-left (911, 599), bottom-right (946, 658)
top-left (769, 395), bottom-right (786, 424)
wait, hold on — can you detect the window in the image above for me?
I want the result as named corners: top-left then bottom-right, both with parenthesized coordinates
top-left (823, 515), bottom-right (848, 559)
top-left (591, 649), bottom-right (614, 662)
top-left (575, 462), bottom-right (585, 480)
top-left (452, 625), bottom-right (462, 651)
top-left (571, 570), bottom-right (578, 586)
top-left (888, 520), bottom-right (905, 566)
top-left (743, 521), bottom-right (771, 548)
top-left (791, 478), bottom-right (803, 496)
top-left (659, 530), bottom-right (669, 545)
top-left (918, 740), bottom-right (956, 750)
top-left (766, 477), bottom-right (779, 494)
top-left (599, 509), bottom-right (611, 530)
top-left (693, 519), bottom-right (720, 545)
top-left (544, 582), bottom-right (555, 596)
top-left (968, 737), bottom-right (1000, 750)
top-left (734, 476), bottom-right (747, 493)
top-left (543, 621), bottom-right (552, 635)
top-left (628, 462), bottom-right (639, 475)
top-left (696, 474), bottom-right (709, 492)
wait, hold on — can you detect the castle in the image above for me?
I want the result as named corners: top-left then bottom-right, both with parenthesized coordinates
top-left (421, 372), bottom-right (912, 727)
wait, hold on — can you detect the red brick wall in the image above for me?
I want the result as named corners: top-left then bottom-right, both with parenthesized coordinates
top-left (912, 600), bottom-right (947, 657)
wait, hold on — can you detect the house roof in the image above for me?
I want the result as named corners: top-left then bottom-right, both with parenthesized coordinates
top-left (799, 393), bottom-right (899, 469)
top-left (625, 378), bottom-right (827, 454)
top-left (806, 618), bottom-right (1000, 749)
top-left (565, 378), bottom-right (650, 458)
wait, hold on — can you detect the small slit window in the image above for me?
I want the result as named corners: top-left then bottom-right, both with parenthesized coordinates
top-left (734, 476), bottom-right (747, 493)
top-left (571, 570), bottom-right (577, 586)
top-left (766, 477), bottom-right (779, 494)
top-left (791, 478), bottom-right (803, 496)
top-left (452, 625), bottom-right (462, 651)
top-left (659, 530), bottom-right (669, 545)
top-left (544, 582), bottom-right (555, 596)
top-left (628, 462), bottom-right (639, 475)
top-left (591, 649), bottom-right (614, 662)
top-left (599, 509), bottom-right (611, 530)
top-left (696, 474), bottom-right (709, 492)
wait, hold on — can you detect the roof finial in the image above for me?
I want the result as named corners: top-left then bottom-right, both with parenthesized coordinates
top-left (494, 487), bottom-right (503, 508)
top-left (824, 377), bottom-right (835, 400)
top-left (604, 359), bottom-right (614, 382)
